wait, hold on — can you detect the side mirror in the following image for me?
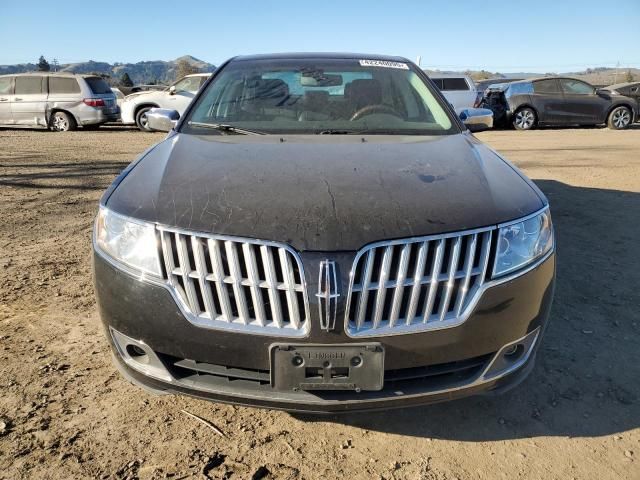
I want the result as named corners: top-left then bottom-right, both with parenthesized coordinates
top-left (146, 108), bottom-right (180, 132)
top-left (459, 108), bottom-right (493, 132)
top-left (168, 85), bottom-right (176, 95)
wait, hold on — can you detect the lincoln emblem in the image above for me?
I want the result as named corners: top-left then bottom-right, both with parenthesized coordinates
top-left (316, 260), bottom-right (340, 331)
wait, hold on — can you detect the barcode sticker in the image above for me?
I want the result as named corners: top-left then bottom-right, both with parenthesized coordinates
top-left (359, 60), bottom-right (409, 70)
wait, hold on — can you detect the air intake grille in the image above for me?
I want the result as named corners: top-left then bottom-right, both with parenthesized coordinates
top-left (159, 229), bottom-right (309, 336)
top-left (345, 228), bottom-right (493, 336)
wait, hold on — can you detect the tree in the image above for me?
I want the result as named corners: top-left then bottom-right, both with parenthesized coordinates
top-left (120, 72), bottom-right (134, 87)
top-left (175, 59), bottom-right (198, 80)
top-left (625, 70), bottom-right (634, 83)
top-left (37, 55), bottom-right (50, 72)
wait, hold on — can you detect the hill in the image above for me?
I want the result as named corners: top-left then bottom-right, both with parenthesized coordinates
top-left (0, 55), bottom-right (217, 85)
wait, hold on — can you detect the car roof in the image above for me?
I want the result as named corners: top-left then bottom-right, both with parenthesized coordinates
top-left (514, 76), bottom-right (593, 84)
top-left (426, 72), bottom-right (472, 79)
top-left (0, 72), bottom-right (104, 78)
top-left (232, 52), bottom-right (411, 63)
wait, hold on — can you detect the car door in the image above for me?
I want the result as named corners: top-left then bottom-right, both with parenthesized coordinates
top-left (12, 75), bottom-right (47, 126)
top-left (164, 76), bottom-right (202, 114)
top-left (558, 78), bottom-right (608, 124)
top-left (530, 79), bottom-right (565, 124)
top-left (0, 76), bottom-right (13, 124)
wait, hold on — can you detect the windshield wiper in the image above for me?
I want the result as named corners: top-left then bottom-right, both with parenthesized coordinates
top-left (187, 121), bottom-right (265, 135)
top-left (318, 129), bottom-right (365, 135)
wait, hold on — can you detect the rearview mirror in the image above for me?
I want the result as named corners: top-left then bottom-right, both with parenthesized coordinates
top-left (168, 85), bottom-right (176, 95)
top-left (146, 108), bottom-right (180, 132)
top-left (459, 108), bottom-right (493, 132)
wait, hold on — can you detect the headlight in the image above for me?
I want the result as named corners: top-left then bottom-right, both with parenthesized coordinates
top-left (95, 207), bottom-right (162, 276)
top-left (493, 209), bottom-right (553, 277)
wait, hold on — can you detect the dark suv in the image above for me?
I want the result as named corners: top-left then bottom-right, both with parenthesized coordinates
top-left (93, 53), bottom-right (555, 412)
top-left (482, 77), bottom-right (637, 130)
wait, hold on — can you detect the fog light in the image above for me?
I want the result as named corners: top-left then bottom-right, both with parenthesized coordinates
top-left (126, 344), bottom-right (147, 358)
top-left (503, 343), bottom-right (525, 360)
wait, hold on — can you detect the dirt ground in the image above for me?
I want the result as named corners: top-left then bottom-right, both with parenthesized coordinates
top-left (0, 125), bottom-right (639, 480)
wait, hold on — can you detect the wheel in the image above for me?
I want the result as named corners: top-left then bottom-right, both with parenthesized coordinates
top-left (512, 107), bottom-right (536, 130)
top-left (607, 106), bottom-right (632, 130)
top-left (50, 111), bottom-right (77, 132)
top-left (135, 106), bottom-right (153, 131)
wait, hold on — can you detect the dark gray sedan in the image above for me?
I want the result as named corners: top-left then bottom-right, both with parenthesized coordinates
top-left (482, 77), bottom-right (637, 130)
top-left (93, 53), bottom-right (555, 412)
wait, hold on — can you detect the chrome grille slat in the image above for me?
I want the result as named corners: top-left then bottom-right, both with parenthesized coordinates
top-left (191, 236), bottom-right (217, 320)
top-left (454, 233), bottom-right (477, 316)
top-left (242, 243), bottom-right (267, 326)
top-left (372, 246), bottom-right (393, 329)
top-left (225, 240), bottom-right (250, 324)
top-left (260, 245), bottom-right (284, 328)
top-left (160, 228), bottom-right (309, 336)
top-left (345, 227), bottom-right (495, 337)
top-left (208, 239), bottom-right (234, 323)
top-left (405, 241), bottom-right (428, 325)
top-left (437, 237), bottom-right (462, 322)
top-left (422, 238), bottom-right (445, 323)
top-left (279, 248), bottom-right (301, 330)
top-left (389, 244), bottom-right (411, 327)
top-left (176, 234), bottom-right (201, 315)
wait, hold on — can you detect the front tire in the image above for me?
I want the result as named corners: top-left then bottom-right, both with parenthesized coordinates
top-left (51, 111), bottom-right (77, 132)
top-left (135, 107), bottom-right (153, 132)
top-left (607, 106), bottom-right (632, 130)
top-left (512, 107), bottom-right (536, 130)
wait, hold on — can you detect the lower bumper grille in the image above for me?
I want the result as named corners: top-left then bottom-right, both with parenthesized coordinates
top-left (159, 229), bottom-right (310, 336)
top-left (160, 353), bottom-right (492, 393)
top-left (345, 228), bottom-right (494, 336)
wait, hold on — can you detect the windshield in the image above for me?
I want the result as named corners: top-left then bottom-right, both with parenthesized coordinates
top-left (182, 58), bottom-right (456, 135)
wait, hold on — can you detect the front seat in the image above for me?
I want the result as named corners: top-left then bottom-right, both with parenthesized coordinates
top-left (298, 91), bottom-right (331, 121)
top-left (344, 79), bottom-right (383, 113)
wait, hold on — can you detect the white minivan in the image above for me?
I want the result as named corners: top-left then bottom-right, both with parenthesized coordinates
top-left (0, 72), bottom-right (119, 131)
top-left (428, 73), bottom-right (479, 113)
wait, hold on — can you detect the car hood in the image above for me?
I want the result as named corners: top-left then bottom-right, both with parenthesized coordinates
top-left (124, 90), bottom-right (164, 100)
top-left (105, 133), bottom-right (544, 251)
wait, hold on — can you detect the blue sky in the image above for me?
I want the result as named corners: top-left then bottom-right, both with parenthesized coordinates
top-left (1, 0), bottom-right (638, 73)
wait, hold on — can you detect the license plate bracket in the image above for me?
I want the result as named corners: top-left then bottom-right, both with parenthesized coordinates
top-left (270, 343), bottom-right (384, 392)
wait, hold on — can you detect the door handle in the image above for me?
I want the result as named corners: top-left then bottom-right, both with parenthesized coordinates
top-left (0, 98), bottom-right (8, 102)
top-left (14, 98), bottom-right (23, 101)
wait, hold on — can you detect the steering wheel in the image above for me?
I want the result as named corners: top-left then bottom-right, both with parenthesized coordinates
top-left (350, 104), bottom-right (403, 121)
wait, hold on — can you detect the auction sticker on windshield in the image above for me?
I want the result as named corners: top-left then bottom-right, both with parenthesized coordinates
top-left (359, 59), bottom-right (409, 70)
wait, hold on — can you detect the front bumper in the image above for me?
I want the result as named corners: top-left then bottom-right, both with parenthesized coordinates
top-left (120, 101), bottom-right (136, 125)
top-left (94, 250), bottom-right (555, 412)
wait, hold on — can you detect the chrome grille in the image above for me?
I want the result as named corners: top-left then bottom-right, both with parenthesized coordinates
top-left (159, 229), bottom-right (309, 336)
top-left (345, 228), bottom-right (493, 336)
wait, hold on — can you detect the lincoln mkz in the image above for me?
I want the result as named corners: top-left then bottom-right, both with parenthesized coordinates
top-left (93, 53), bottom-right (555, 412)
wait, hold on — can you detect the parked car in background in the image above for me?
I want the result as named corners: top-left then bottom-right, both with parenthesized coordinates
top-left (94, 52), bottom-right (552, 413)
top-left (121, 73), bottom-right (211, 130)
top-left (428, 73), bottom-right (478, 112)
top-left (481, 77), bottom-right (637, 130)
top-left (0, 72), bottom-right (119, 131)
top-left (604, 82), bottom-right (640, 121)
